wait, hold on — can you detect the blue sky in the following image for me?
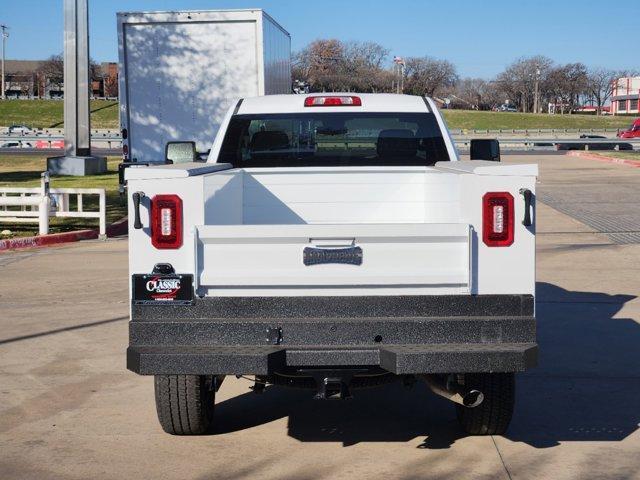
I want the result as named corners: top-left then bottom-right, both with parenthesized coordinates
top-left (1, 0), bottom-right (638, 78)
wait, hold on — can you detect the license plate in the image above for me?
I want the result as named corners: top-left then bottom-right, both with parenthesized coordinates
top-left (132, 274), bottom-right (194, 305)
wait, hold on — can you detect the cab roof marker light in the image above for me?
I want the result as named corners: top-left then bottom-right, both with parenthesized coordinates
top-left (304, 96), bottom-right (362, 107)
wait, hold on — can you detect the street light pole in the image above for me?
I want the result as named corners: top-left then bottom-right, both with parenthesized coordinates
top-left (393, 56), bottom-right (405, 94)
top-left (46, 0), bottom-right (106, 176)
top-left (1, 24), bottom-right (8, 100)
top-left (533, 66), bottom-right (541, 114)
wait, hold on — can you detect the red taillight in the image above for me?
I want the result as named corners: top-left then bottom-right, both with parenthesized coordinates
top-left (482, 192), bottom-right (514, 247)
top-left (304, 96), bottom-right (362, 107)
top-left (151, 195), bottom-right (183, 249)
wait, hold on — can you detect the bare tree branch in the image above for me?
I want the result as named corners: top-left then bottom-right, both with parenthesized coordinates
top-left (403, 56), bottom-right (458, 97)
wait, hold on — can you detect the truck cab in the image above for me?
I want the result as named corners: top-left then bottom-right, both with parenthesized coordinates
top-left (125, 93), bottom-right (537, 437)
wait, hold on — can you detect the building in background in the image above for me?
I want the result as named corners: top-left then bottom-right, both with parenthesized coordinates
top-left (3, 60), bottom-right (46, 98)
top-left (611, 77), bottom-right (640, 115)
top-left (2, 60), bottom-right (118, 99)
top-left (91, 62), bottom-right (118, 98)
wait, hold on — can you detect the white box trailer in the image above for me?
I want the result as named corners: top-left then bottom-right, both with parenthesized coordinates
top-left (117, 9), bottom-right (291, 163)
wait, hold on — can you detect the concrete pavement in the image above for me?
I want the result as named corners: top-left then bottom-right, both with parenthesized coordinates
top-left (1, 154), bottom-right (639, 479)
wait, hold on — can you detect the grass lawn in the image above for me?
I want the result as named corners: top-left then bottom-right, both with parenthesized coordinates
top-left (0, 99), bottom-right (119, 129)
top-left (2, 99), bottom-right (637, 132)
top-left (0, 155), bottom-right (126, 237)
top-left (593, 151), bottom-right (640, 161)
top-left (441, 110), bottom-right (633, 131)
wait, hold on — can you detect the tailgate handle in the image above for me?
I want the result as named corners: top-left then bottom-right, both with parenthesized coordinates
top-left (303, 246), bottom-right (363, 266)
top-left (132, 191), bottom-right (145, 229)
top-left (519, 188), bottom-right (533, 227)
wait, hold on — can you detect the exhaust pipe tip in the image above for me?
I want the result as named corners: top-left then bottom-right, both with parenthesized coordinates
top-left (462, 389), bottom-right (484, 408)
top-left (422, 375), bottom-right (485, 408)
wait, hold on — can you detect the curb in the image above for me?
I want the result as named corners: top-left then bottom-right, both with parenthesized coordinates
top-left (106, 216), bottom-right (129, 237)
top-left (0, 216), bottom-right (128, 252)
top-left (565, 151), bottom-right (640, 168)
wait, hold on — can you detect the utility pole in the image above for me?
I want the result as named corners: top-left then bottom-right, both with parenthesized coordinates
top-left (393, 56), bottom-right (405, 94)
top-left (1, 24), bottom-right (8, 100)
top-left (533, 65), bottom-right (541, 114)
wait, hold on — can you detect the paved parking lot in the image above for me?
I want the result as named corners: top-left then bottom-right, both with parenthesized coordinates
top-left (1, 154), bottom-right (639, 480)
top-left (535, 157), bottom-right (640, 244)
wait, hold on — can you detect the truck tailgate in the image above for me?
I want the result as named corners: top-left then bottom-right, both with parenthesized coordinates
top-left (195, 223), bottom-right (470, 294)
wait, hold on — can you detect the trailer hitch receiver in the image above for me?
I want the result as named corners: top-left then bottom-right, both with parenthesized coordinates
top-left (304, 369), bottom-right (368, 400)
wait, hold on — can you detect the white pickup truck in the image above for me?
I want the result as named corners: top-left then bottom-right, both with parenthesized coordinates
top-left (125, 93), bottom-right (537, 436)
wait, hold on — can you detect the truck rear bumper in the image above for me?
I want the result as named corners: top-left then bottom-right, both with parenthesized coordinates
top-left (128, 294), bottom-right (537, 375)
top-left (127, 343), bottom-right (537, 375)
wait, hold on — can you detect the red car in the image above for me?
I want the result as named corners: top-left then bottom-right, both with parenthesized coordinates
top-left (618, 118), bottom-right (640, 138)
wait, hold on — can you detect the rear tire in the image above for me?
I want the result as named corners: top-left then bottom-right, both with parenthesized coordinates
top-left (154, 375), bottom-right (215, 435)
top-left (455, 373), bottom-right (515, 435)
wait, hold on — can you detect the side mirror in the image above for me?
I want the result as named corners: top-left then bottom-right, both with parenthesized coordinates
top-left (165, 141), bottom-right (197, 164)
top-left (470, 139), bottom-right (501, 162)
top-left (197, 149), bottom-right (211, 162)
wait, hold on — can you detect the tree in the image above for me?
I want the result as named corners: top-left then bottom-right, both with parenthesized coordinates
top-left (293, 39), bottom-right (391, 93)
top-left (38, 54), bottom-right (64, 91)
top-left (343, 41), bottom-right (388, 70)
top-left (546, 63), bottom-right (588, 114)
top-left (37, 53), bottom-right (102, 93)
top-left (293, 39), bottom-right (347, 92)
top-left (342, 41), bottom-right (390, 92)
top-left (403, 56), bottom-right (458, 97)
top-left (450, 78), bottom-right (503, 110)
top-left (586, 68), bottom-right (617, 113)
top-left (292, 38), bottom-right (635, 116)
top-left (563, 63), bottom-right (589, 113)
top-left (494, 56), bottom-right (553, 112)
top-left (89, 60), bottom-right (101, 82)
top-left (586, 68), bottom-right (640, 114)
top-left (103, 74), bottom-right (119, 98)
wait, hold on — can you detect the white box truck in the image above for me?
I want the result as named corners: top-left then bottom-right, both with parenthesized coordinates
top-left (117, 9), bottom-right (291, 164)
top-left (124, 93), bottom-right (538, 437)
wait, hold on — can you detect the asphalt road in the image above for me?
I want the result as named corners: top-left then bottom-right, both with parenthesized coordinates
top-left (1, 154), bottom-right (639, 479)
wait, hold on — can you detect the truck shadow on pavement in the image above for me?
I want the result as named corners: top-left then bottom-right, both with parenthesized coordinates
top-left (214, 282), bottom-right (639, 448)
top-left (507, 281), bottom-right (639, 448)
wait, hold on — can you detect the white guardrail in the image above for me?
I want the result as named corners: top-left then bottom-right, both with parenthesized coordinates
top-left (1, 132), bottom-right (639, 151)
top-left (0, 131), bottom-right (122, 149)
top-left (1, 130), bottom-right (639, 156)
top-left (0, 172), bottom-right (106, 236)
top-left (455, 138), bottom-right (640, 150)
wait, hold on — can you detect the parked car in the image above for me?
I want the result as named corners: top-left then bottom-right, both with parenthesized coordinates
top-left (0, 141), bottom-right (34, 148)
top-left (556, 135), bottom-right (633, 151)
top-left (617, 118), bottom-right (640, 139)
top-left (7, 124), bottom-right (32, 135)
top-left (499, 104), bottom-right (518, 112)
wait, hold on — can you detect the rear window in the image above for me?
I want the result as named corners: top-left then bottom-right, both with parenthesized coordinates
top-left (218, 112), bottom-right (450, 167)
